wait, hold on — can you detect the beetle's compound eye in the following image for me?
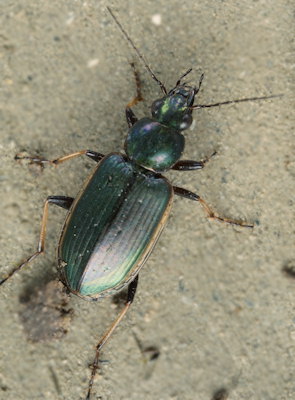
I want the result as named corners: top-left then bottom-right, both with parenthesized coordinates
top-left (179, 113), bottom-right (193, 130)
top-left (151, 98), bottom-right (164, 118)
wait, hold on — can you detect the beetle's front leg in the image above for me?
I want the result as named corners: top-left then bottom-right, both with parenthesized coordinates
top-left (15, 149), bottom-right (105, 167)
top-left (125, 63), bottom-right (144, 128)
top-left (172, 151), bottom-right (217, 171)
top-left (0, 196), bottom-right (74, 286)
top-left (126, 107), bottom-right (138, 127)
top-left (174, 186), bottom-right (253, 228)
top-left (86, 275), bottom-right (139, 400)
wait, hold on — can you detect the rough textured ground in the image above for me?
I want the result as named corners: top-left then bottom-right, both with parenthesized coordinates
top-left (0, 1), bottom-right (294, 400)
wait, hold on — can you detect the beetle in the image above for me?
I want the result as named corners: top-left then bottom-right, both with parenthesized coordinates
top-left (0, 7), bottom-right (279, 399)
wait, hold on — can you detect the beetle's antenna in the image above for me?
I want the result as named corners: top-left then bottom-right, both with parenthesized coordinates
top-left (107, 7), bottom-right (167, 95)
top-left (176, 68), bottom-right (193, 86)
top-left (192, 93), bottom-right (283, 109)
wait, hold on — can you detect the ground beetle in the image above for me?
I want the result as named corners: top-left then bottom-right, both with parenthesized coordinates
top-left (0, 7), bottom-right (279, 399)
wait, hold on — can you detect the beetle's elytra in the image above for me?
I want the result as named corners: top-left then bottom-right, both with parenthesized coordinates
top-left (60, 152), bottom-right (173, 298)
top-left (1, 7), bottom-right (279, 400)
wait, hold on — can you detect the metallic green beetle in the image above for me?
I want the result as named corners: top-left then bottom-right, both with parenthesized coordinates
top-left (1, 7), bottom-right (276, 400)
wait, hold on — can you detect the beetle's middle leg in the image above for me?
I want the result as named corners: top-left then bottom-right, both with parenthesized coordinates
top-left (15, 149), bottom-right (105, 168)
top-left (173, 186), bottom-right (253, 228)
top-left (126, 62), bottom-right (144, 127)
top-left (0, 196), bottom-right (74, 286)
top-left (86, 275), bottom-right (139, 400)
top-left (172, 151), bottom-right (217, 171)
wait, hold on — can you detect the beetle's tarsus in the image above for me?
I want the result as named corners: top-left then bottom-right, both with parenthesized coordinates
top-left (15, 150), bottom-right (104, 167)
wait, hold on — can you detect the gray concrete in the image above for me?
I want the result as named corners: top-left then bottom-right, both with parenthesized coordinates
top-left (0, 1), bottom-right (294, 399)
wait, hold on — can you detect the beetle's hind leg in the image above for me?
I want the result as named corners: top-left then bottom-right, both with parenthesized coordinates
top-left (174, 186), bottom-right (253, 228)
top-left (126, 63), bottom-right (144, 127)
top-left (0, 196), bottom-right (74, 286)
top-left (86, 275), bottom-right (139, 400)
top-left (15, 150), bottom-right (105, 168)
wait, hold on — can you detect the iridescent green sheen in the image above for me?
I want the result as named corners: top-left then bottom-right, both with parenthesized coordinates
top-left (59, 154), bottom-right (172, 297)
top-left (151, 87), bottom-right (194, 131)
top-left (125, 85), bottom-right (195, 172)
top-left (125, 117), bottom-right (185, 172)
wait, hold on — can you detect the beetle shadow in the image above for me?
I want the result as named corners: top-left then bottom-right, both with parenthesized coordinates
top-left (282, 259), bottom-right (295, 278)
top-left (18, 264), bottom-right (73, 343)
top-left (211, 387), bottom-right (229, 400)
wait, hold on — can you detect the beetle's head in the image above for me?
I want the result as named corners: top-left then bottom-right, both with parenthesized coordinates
top-left (151, 84), bottom-right (195, 131)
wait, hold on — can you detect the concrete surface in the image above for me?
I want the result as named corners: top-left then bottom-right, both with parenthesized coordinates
top-left (0, 1), bottom-right (294, 400)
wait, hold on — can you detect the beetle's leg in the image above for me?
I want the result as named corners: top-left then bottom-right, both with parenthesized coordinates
top-left (85, 150), bottom-right (105, 163)
top-left (172, 151), bottom-right (217, 171)
top-left (127, 62), bottom-right (144, 108)
top-left (0, 196), bottom-right (74, 286)
top-left (126, 108), bottom-right (138, 127)
top-left (125, 62), bottom-right (144, 127)
top-left (15, 150), bottom-right (105, 167)
top-left (86, 275), bottom-right (139, 400)
top-left (173, 186), bottom-right (253, 228)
